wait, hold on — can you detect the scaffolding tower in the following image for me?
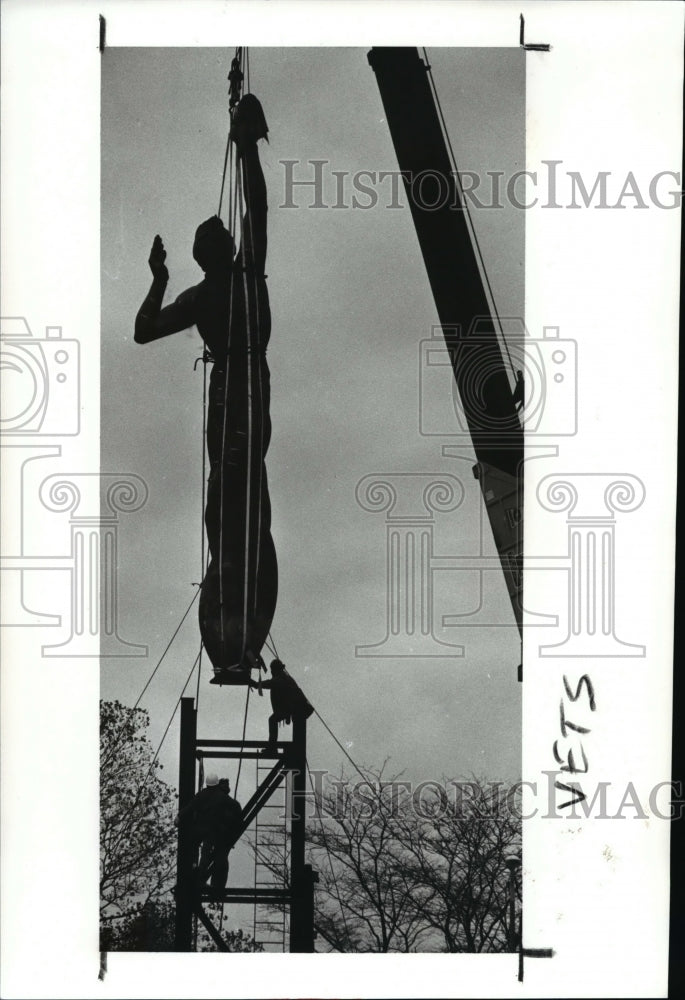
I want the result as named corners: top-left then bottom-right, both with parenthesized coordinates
top-left (173, 697), bottom-right (317, 952)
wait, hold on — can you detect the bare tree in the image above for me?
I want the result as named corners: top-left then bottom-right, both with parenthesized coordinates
top-left (396, 778), bottom-right (521, 952)
top-left (307, 767), bottom-right (434, 952)
top-left (257, 767), bottom-right (521, 953)
top-left (255, 765), bottom-right (432, 951)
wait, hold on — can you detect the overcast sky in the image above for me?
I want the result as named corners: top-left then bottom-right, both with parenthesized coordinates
top-left (101, 46), bottom-right (524, 810)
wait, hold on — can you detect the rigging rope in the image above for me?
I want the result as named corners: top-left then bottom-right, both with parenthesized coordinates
top-left (306, 758), bottom-right (351, 948)
top-left (266, 630), bottom-right (279, 661)
top-left (138, 649), bottom-right (201, 791)
top-left (214, 46), bottom-right (244, 663)
top-left (250, 628), bottom-right (367, 790)
top-left (101, 586), bottom-right (202, 777)
top-left (236, 173), bottom-right (255, 665)
top-left (217, 129), bottom-right (232, 220)
top-left (422, 47), bottom-right (517, 382)
top-left (194, 642), bottom-right (204, 707)
top-left (217, 247), bottom-right (237, 656)
top-left (132, 588), bottom-right (200, 711)
top-left (216, 45), bottom-right (267, 668)
top-left (109, 651), bottom-right (202, 857)
top-left (216, 50), bottom-right (243, 649)
top-left (218, 46), bottom-right (244, 219)
top-left (195, 351), bottom-right (211, 708)
top-left (234, 681), bottom-right (252, 797)
top-left (311, 707), bottom-right (369, 785)
top-left (228, 142), bottom-right (235, 236)
top-left (245, 158), bottom-right (267, 624)
top-left (214, 44), bottom-right (268, 672)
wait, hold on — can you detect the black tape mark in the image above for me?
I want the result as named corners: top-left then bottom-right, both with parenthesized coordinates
top-left (519, 945), bottom-right (555, 982)
top-left (98, 950), bottom-right (107, 981)
top-left (99, 15), bottom-right (106, 53)
top-left (519, 13), bottom-right (552, 52)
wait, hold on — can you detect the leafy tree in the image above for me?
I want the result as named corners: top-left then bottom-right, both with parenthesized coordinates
top-left (100, 700), bottom-right (263, 952)
top-left (196, 908), bottom-right (264, 953)
top-left (103, 899), bottom-right (176, 951)
top-left (100, 699), bottom-right (178, 950)
top-left (109, 899), bottom-right (262, 952)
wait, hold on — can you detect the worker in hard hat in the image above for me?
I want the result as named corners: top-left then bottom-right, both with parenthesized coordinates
top-left (175, 772), bottom-right (243, 897)
top-left (249, 659), bottom-right (314, 752)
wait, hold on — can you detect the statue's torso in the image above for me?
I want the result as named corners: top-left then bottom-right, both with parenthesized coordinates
top-left (193, 255), bottom-right (271, 362)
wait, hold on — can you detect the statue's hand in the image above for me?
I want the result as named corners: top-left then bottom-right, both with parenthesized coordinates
top-left (148, 235), bottom-right (169, 281)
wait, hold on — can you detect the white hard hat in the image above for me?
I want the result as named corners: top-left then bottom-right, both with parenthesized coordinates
top-left (205, 772), bottom-right (219, 787)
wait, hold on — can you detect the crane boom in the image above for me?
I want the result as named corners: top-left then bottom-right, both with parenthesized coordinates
top-left (369, 47), bottom-right (523, 634)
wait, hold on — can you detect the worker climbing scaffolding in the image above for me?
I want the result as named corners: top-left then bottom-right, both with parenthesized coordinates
top-left (249, 659), bottom-right (314, 753)
top-left (134, 89), bottom-right (277, 681)
top-left (175, 772), bottom-right (242, 900)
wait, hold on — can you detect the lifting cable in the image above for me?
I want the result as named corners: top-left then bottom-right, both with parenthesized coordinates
top-left (216, 52), bottom-right (241, 659)
top-left (216, 46), bottom-right (262, 782)
top-left (236, 173), bottom-right (255, 666)
top-left (217, 46), bottom-right (260, 665)
top-left (422, 47), bottom-right (517, 382)
top-left (194, 348), bottom-right (212, 709)
top-left (241, 156), bottom-right (269, 628)
top-left (218, 47), bottom-right (244, 219)
top-left (215, 44), bottom-right (267, 671)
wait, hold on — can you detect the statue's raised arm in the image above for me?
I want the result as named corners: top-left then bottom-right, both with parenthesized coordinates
top-left (134, 235), bottom-right (198, 344)
top-left (231, 94), bottom-right (269, 278)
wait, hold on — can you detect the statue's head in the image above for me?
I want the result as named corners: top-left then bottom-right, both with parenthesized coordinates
top-left (192, 216), bottom-right (235, 273)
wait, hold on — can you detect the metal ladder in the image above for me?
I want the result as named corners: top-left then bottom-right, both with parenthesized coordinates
top-left (252, 757), bottom-right (289, 951)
